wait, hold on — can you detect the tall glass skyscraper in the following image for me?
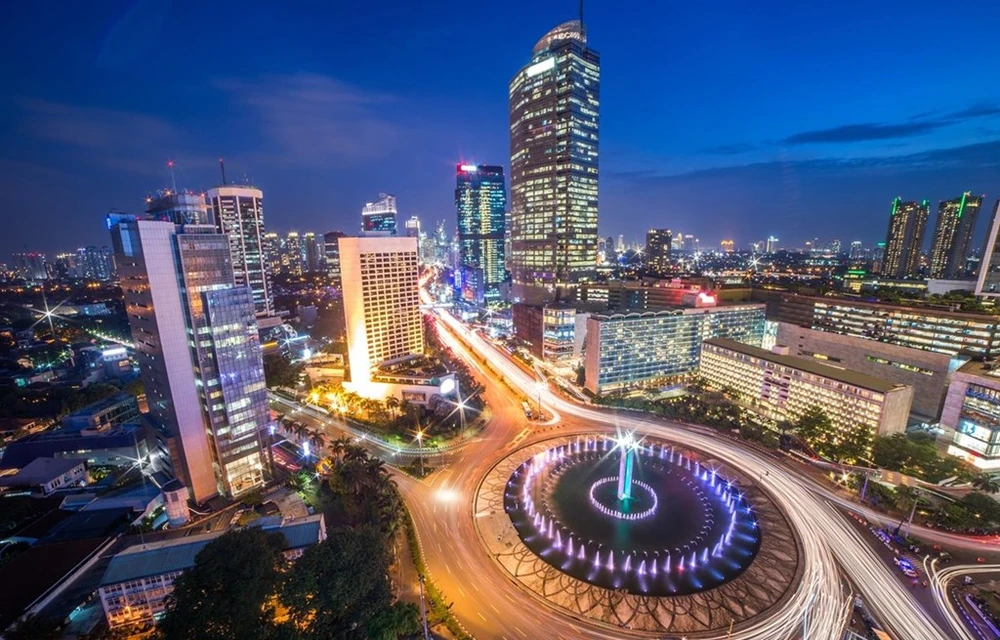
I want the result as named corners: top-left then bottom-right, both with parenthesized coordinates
top-left (110, 218), bottom-right (269, 502)
top-left (509, 20), bottom-right (599, 303)
top-left (880, 197), bottom-right (929, 278)
top-left (207, 185), bottom-right (273, 317)
top-left (929, 192), bottom-right (983, 279)
top-left (456, 164), bottom-right (508, 301)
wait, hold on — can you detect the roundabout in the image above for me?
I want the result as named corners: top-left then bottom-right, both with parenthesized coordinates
top-left (475, 432), bottom-right (803, 635)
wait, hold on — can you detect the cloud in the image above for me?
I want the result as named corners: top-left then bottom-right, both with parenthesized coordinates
top-left (783, 121), bottom-right (945, 145)
top-left (217, 73), bottom-right (400, 164)
top-left (700, 142), bottom-right (759, 155)
top-left (783, 102), bottom-right (1000, 146)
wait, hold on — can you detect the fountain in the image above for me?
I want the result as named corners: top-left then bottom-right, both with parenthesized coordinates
top-left (503, 432), bottom-right (762, 596)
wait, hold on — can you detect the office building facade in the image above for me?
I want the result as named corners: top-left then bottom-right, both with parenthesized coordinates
top-left (12, 252), bottom-right (48, 281)
top-left (929, 192), bottom-right (983, 280)
top-left (644, 229), bottom-right (672, 275)
top-left (145, 191), bottom-right (212, 226)
top-left (262, 231), bottom-right (282, 277)
top-left (761, 291), bottom-right (1000, 359)
top-left (509, 20), bottom-right (599, 303)
top-left (111, 218), bottom-right (269, 502)
top-left (975, 200), bottom-right (1000, 297)
top-left (774, 321), bottom-right (959, 419)
top-left (339, 237), bottom-right (423, 387)
top-left (323, 231), bottom-right (347, 285)
top-left (584, 304), bottom-right (765, 394)
top-left (207, 185), bottom-right (273, 316)
top-left (700, 339), bottom-right (911, 448)
top-left (456, 164), bottom-right (508, 301)
top-left (942, 361), bottom-right (1000, 470)
top-left (361, 193), bottom-right (398, 237)
top-left (283, 232), bottom-right (303, 276)
top-left (880, 198), bottom-right (929, 278)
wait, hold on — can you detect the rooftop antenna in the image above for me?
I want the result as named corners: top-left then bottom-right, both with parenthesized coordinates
top-left (166, 159), bottom-right (177, 193)
top-left (579, 0), bottom-right (584, 34)
top-left (219, 158), bottom-right (227, 185)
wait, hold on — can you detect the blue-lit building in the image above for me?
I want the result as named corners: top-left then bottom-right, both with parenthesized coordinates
top-left (583, 303), bottom-right (766, 394)
top-left (361, 192), bottom-right (398, 237)
top-left (455, 164), bottom-right (508, 302)
top-left (944, 361), bottom-right (1000, 470)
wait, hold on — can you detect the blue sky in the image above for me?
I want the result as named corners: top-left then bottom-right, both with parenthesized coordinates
top-left (2, 0), bottom-right (999, 257)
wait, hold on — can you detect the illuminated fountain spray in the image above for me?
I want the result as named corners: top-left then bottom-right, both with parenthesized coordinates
top-left (617, 433), bottom-right (637, 500)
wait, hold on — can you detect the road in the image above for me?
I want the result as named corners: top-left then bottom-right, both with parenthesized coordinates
top-left (281, 300), bottom-right (966, 638)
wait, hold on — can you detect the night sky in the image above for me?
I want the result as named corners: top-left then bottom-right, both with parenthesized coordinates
top-left (3, 1), bottom-right (1000, 258)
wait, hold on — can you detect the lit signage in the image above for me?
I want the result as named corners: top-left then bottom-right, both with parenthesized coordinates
top-left (697, 292), bottom-right (717, 305)
top-left (526, 57), bottom-right (555, 77)
top-left (440, 378), bottom-right (456, 395)
top-left (460, 164), bottom-right (478, 172)
top-left (101, 347), bottom-right (127, 359)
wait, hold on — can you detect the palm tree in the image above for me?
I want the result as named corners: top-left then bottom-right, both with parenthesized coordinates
top-left (307, 429), bottom-right (325, 456)
top-left (893, 485), bottom-right (920, 511)
top-left (341, 460), bottom-right (369, 496)
top-left (328, 437), bottom-right (351, 463)
top-left (385, 396), bottom-right (401, 419)
top-left (973, 473), bottom-right (1000, 494)
top-left (344, 444), bottom-right (370, 463)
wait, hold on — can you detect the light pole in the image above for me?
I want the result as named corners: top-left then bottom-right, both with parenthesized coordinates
top-left (535, 381), bottom-right (545, 415)
top-left (416, 428), bottom-right (425, 477)
top-left (903, 489), bottom-right (921, 538)
top-left (417, 574), bottom-right (431, 640)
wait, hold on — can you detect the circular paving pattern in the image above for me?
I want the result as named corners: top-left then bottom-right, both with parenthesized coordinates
top-left (474, 434), bottom-right (803, 636)
top-left (505, 437), bottom-right (760, 596)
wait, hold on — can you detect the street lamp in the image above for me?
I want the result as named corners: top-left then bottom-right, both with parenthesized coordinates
top-left (416, 429), bottom-right (425, 477)
top-left (534, 381), bottom-right (545, 415)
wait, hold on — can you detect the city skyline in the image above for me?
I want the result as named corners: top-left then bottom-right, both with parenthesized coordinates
top-left (3, 2), bottom-right (1000, 258)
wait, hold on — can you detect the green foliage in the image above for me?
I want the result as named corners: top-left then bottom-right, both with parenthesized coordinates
top-left (157, 528), bottom-right (286, 640)
top-left (873, 433), bottom-right (968, 483)
top-left (263, 354), bottom-right (304, 389)
top-left (366, 602), bottom-right (421, 640)
top-left (972, 473), bottom-right (1000, 494)
top-left (958, 491), bottom-right (1000, 524)
top-left (789, 406), bottom-right (869, 463)
top-left (278, 527), bottom-right (413, 639)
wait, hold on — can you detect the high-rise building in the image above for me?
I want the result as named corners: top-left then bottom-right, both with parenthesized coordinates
top-left (644, 229), bottom-right (672, 275)
top-left (765, 236), bottom-right (779, 253)
top-left (720, 240), bottom-right (735, 253)
top-left (53, 252), bottom-right (80, 279)
top-left (283, 232), bottom-right (303, 276)
top-left (976, 201), bottom-right (1000, 297)
top-left (323, 231), bottom-right (347, 285)
top-left (509, 20), bottom-right (599, 303)
top-left (849, 241), bottom-right (863, 260)
top-left (361, 193), bottom-right (398, 237)
top-left (75, 246), bottom-right (115, 281)
top-left (880, 198), bottom-right (929, 278)
top-left (262, 232), bottom-right (282, 277)
top-left (929, 192), bottom-right (983, 279)
top-left (302, 232), bottom-right (324, 273)
top-left (456, 164), bottom-right (508, 301)
top-left (338, 237), bottom-right (423, 388)
top-left (12, 252), bottom-right (47, 281)
top-left (110, 217), bottom-right (269, 502)
top-left (207, 185), bottom-right (273, 316)
top-left (434, 221), bottom-right (450, 265)
top-left (145, 191), bottom-right (212, 226)
top-left (404, 216), bottom-right (421, 238)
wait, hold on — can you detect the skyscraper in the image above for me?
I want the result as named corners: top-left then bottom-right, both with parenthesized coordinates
top-left (338, 237), bottom-right (423, 388)
top-left (644, 229), bottom-right (672, 275)
top-left (12, 252), bottom-right (47, 281)
top-left (929, 192), bottom-right (983, 279)
top-left (456, 164), bottom-right (508, 301)
top-left (262, 232), bottom-right (282, 276)
top-left (207, 185), bottom-right (273, 316)
top-left (361, 193), bottom-right (398, 237)
top-left (975, 201), bottom-right (1000, 297)
top-left (76, 246), bottom-right (115, 281)
top-left (323, 231), bottom-right (347, 285)
top-left (880, 198), bottom-right (929, 278)
top-left (110, 217), bottom-right (269, 502)
top-left (283, 232), bottom-right (303, 276)
top-left (145, 191), bottom-right (212, 226)
top-left (765, 236), bottom-right (779, 253)
top-left (849, 241), bottom-right (863, 260)
top-left (302, 232), bottom-right (324, 273)
top-left (509, 20), bottom-right (599, 303)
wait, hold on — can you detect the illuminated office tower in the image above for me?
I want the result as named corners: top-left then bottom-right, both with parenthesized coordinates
top-left (404, 216), bottom-right (421, 238)
top-left (110, 217), bottom-right (268, 502)
top-left (338, 237), bottom-right (423, 387)
top-left (975, 201), bottom-right (1000, 297)
top-left (262, 232), bottom-right (282, 276)
top-left (766, 236), bottom-right (779, 253)
top-left (849, 241), bottom-right (863, 260)
top-left (145, 190), bottom-right (212, 225)
top-left (283, 232), bottom-right (303, 276)
top-left (75, 246), bottom-right (114, 281)
top-left (207, 185), bottom-right (273, 316)
top-left (302, 232), bottom-right (324, 273)
top-left (509, 19), bottom-right (599, 303)
top-left (361, 193), bottom-right (398, 237)
top-left (12, 252), bottom-right (48, 281)
top-left (880, 198), bottom-right (929, 278)
top-left (929, 192), bottom-right (983, 279)
top-left (644, 229), bottom-right (672, 275)
top-left (456, 164), bottom-right (508, 301)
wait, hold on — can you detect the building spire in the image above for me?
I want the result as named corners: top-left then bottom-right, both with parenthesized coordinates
top-left (579, 0), bottom-right (584, 34)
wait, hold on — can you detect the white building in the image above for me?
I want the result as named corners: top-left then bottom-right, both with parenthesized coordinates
top-left (700, 339), bottom-right (912, 447)
top-left (0, 457), bottom-right (87, 495)
top-left (207, 185), bottom-right (274, 317)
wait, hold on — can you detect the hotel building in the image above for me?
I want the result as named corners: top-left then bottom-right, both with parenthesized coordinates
top-left (700, 339), bottom-right (912, 446)
top-left (583, 303), bottom-right (765, 394)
